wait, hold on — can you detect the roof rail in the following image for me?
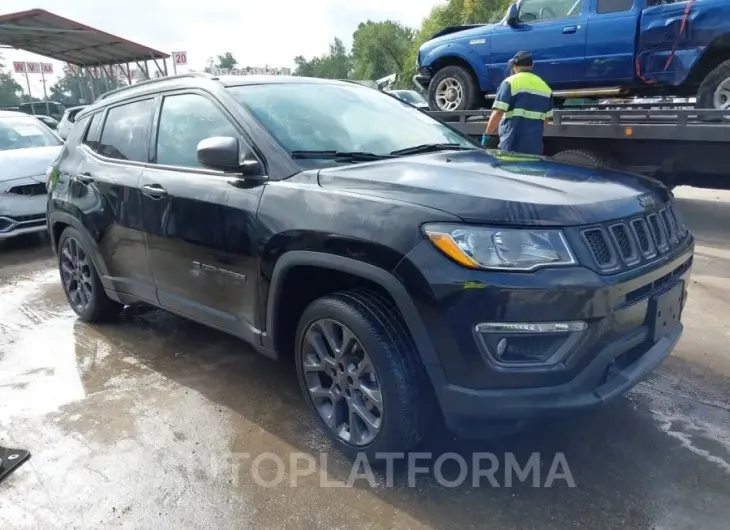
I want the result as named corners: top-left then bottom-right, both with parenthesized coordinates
top-left (95, 72), bottom-right (218, 102)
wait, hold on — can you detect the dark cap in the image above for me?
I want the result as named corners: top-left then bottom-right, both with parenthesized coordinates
top-left (509, 51), bottom-right (534, 67)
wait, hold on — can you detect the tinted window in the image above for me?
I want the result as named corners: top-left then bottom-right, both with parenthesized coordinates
top-left (0, 116), bottom-right (61, 151)
top-left (227, 83), bottom-right (472, 156)
top-left (67, 108), bottom-right (83, 123)
top-left (155, 93), bottom-right (239, 168)
top-left (596, 0), bottom-right (633, 14)
top-left (98, 99), bottom-right (154, 162)
top-left (84, 112), bottom-right (104, 153)
top-left (519, 0), bottom-right (582, 22)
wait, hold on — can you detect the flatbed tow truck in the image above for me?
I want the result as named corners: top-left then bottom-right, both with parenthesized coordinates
top-left (429, 104), bottom-right (730, 190)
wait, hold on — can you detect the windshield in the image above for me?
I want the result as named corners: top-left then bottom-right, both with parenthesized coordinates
top-left (395, 91), bottom-right (427, 105)
top-left (227, 83), bottom-right (473, 156)
top-left (0, 116), bottom-right (61, 151)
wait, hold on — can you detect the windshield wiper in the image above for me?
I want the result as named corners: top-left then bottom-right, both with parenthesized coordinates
top-left (290, 150), bottom-right (395, 161)
top-left (390, 143), bottom-right (476, 156)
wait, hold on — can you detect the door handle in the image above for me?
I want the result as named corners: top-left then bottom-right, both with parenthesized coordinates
top-left (141, 184), bottom-right (168, 198)
top-left (563, 26), bottom-right (577, 34)
top-left (76, 172), bottom-right (94, 184)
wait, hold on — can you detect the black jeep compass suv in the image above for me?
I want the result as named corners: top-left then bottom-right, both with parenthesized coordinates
top-left (47, 73), bottom-right (693, 458)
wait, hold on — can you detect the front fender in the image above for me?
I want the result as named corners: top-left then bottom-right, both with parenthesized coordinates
top-left (263, 251), bottom-right (440, 366)
top-left (423, 43), bottom-right (493, 92)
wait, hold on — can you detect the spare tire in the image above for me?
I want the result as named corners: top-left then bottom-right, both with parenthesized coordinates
top-left (428, 65), bottom-right (480, 112)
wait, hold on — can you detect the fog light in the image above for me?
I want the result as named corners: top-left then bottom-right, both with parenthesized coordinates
top-left (475, 321), bottom-right (587, 366)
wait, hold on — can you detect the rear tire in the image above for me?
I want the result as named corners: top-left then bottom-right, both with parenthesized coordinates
top-left (58, 227), bottom-right (122, 322)
top-left (294, 289), bottom-right (429, 460)
top-left (696, 59), bottom-right (730, 110)
top-left (552, 149), bottom-right (618, 169)
top-left (428, 65), bottom-right (480, 112)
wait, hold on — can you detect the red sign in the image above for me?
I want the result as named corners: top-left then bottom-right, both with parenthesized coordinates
top-left (13, 62), bottom-right (26, 73)
top-left (65, 64), bottom-right (80, 75)
top-left (42, 63), bottom-right (53, 74)
top-left (25, 62), bottom-right (41, 74)
top-left (172, 51), bottom-right (187, 65)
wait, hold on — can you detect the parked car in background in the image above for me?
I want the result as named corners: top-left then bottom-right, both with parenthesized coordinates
top-left (388, 89), bottom-right (429, 109)
top-left (0, 110), bottom-right (62, 240)
top-left (47, 73), bottom-right (693, 459)
top-left (35, 115), bottom-right (60, 131)
top-left (416, 0), bottom-right (730, 111)
top-left (57, 105), bottom-right (87, 140)
top-left (18, 100), bottom-right (65, 121)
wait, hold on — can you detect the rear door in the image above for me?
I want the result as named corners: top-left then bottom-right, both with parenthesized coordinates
top-left (584, 0), bottom-right (640, 84)
top-left (489, 0), bottom-right (588, 88)
top-left (139, 91), bottom-right (265, 339)
top-left (71, 99), bottom-right (157, 302)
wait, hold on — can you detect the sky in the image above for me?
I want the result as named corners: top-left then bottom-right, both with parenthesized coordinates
top-left (2, 0), bottom-right (444, 99)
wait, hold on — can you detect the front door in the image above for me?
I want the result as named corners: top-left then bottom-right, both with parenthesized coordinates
top-left (139, 91), bottom-right (265, 340)
top-left (489, 0), bottom-right (588, 89)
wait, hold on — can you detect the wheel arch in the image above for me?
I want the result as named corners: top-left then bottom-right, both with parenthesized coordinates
top-left (426, 46), bottom-right (490, 92)
top-left (263, 251), bottom-right (440, 366)
top-left (49, 211), bottom-right (112, 282)
top-left (685, 33), bottom-right (730, 86)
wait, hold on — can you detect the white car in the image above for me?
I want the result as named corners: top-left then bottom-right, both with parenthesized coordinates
top-left (0, 111), bottom-right (63, 240)
top-left (56, 105), bottom-right (87, 140)
top-left (388, 90), bottom-right (429, 110)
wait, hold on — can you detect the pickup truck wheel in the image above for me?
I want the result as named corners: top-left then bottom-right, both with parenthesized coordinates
top-left (428, 65), bottom-right (480, 112)
top-left (697, 59), bottom-right (730, 110)
top-left (552, 149), bottom-right (618, 169)
top-left (295, 290), bottom-right (427, 460)
top-left (58, 227), bottom-right (122, 322)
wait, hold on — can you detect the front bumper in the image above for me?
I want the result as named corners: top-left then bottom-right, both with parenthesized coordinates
top-left (413, 67), bottom-right (432, 92)
top-left (430, 323), bottom-right (681, 437)
top-left (0, 192), bottom-right (48, 240)
top-left (394, 238), bottom-right (693, 437)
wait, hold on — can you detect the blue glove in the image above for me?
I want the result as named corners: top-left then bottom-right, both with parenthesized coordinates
top-left (481, 134), bottom-right (493, 146)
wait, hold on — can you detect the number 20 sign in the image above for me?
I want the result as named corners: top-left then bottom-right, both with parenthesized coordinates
top-left (172, 52), bottom-right (187, 65)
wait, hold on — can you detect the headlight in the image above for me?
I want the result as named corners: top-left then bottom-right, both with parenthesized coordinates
top-left (423, 223), bottom-right (577, 271)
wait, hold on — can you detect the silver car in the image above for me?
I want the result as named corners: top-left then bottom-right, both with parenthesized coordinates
top-left (0, 111), bottom-right (63, 240)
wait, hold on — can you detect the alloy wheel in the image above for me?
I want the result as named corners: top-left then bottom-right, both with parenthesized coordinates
top-left (301, 318), bottom-right (383, 446)
top-left (60, 237), bottom-right (94, 313)
top-left (713, 77), bottom-right (730, 110)
top-left (435, 77), bottom-right (464, 111)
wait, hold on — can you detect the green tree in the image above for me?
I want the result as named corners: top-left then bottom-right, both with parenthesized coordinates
top-left (293, 38), bottom-right (351, 79)
top-left (50, 69), bottom-right (126, 106)
top-left (0, 54), bottom-right (24, 107)
top-left (204, 52), bottom-right (239, 73)
top-left (351, 21), bottom-right (414, 81)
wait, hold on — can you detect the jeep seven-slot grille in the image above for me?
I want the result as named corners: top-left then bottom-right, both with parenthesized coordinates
top-left (581, 205), bottom-right (687, 272)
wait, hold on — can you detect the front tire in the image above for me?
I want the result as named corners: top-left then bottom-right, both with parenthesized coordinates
top-left (428, 65), bottom-right (480, 112)
top-left (58, 227), bottom-right (122, 322)
top-left (295, 290), bottom-right (428, 460)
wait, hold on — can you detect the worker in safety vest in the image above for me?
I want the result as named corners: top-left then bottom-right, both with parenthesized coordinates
top-left (481, 51), bottom-right (553, 155)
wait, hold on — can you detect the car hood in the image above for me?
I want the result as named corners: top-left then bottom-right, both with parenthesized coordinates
top-left (0, 146), bottom-right (62, 182)
top-left (317, 150), bottom-right (671, 226)
top-left (423, 23), bottom-right (497, 48)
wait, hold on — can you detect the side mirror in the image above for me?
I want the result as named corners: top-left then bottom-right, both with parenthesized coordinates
top-left (196, 136), bottom-right (264, 177)
top-left (506, 3), bottom-right (519, 26)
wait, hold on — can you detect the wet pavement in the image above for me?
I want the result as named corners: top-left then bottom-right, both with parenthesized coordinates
top-left (1, 187), bottom-right (729, 530)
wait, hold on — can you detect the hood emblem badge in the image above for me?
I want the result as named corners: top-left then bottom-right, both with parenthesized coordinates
top-left (638, 195), bottom-right (657, 209)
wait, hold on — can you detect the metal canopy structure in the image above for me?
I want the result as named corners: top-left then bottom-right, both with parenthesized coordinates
top-left (0, 9), bottom-right (169, 68)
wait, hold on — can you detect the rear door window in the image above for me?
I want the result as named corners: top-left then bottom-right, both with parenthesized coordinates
top-left (596, 0), bottom-right (633, 14)
top-left (98, 99), bottom-right (154, 162)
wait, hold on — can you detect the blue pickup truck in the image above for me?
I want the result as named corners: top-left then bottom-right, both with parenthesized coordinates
top-left (415, 0), bottom-right (730, 111)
